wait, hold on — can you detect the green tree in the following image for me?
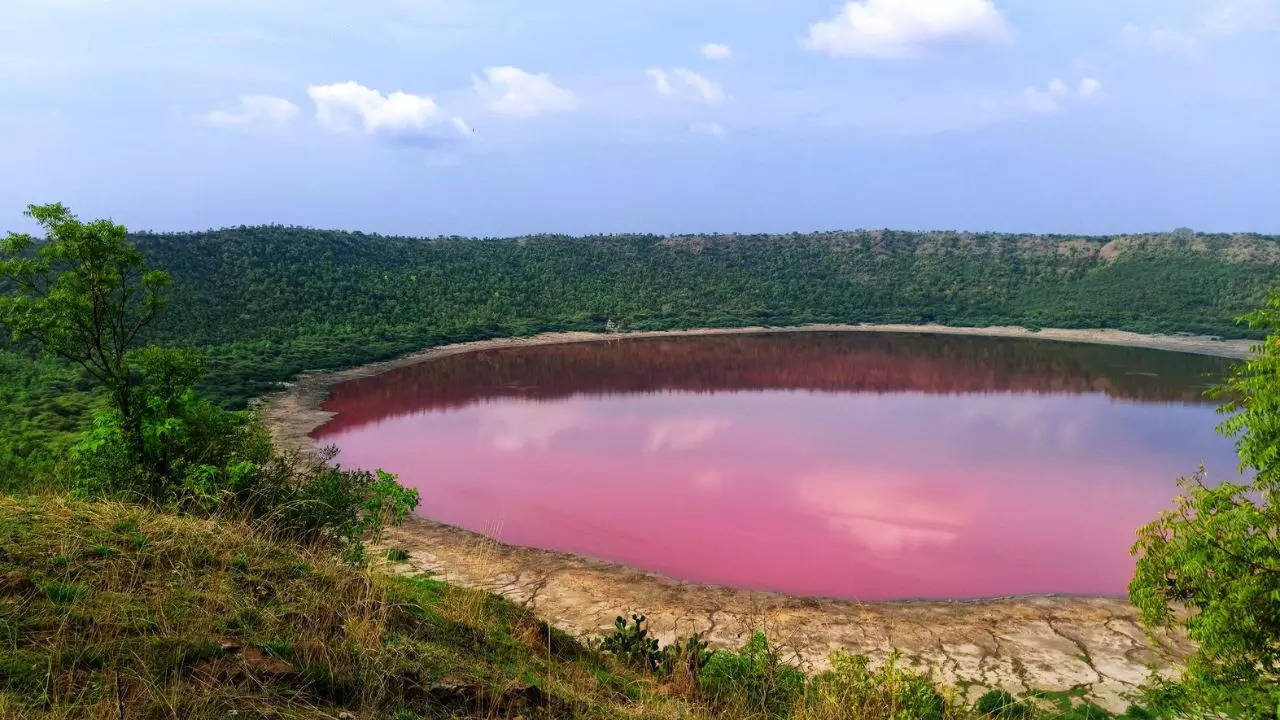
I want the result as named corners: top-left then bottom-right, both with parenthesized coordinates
top-left (1129, 291), bottom-right (1280, 719)
top-left (2, 204), bottom-right (418, 553)
top-left (0, 203), bottom-right (170, 475)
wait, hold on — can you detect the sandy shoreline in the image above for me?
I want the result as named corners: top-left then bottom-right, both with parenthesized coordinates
top-left (256, 323), bottom-right (1237, 710)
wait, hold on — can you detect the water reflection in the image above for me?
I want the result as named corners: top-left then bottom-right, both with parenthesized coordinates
top-left (314, 332), bottom-right (1239, 600)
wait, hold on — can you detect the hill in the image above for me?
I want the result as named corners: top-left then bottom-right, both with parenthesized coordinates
top-left (3, 226), bottom-right (1275, 485)
top-left (131, 227), bottom-right (1275, 405)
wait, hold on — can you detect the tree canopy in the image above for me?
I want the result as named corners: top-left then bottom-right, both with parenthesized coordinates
top-left (1129, 292), bottom-right (1280, 719)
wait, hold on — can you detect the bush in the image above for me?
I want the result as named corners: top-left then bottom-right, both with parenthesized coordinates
top-left (72, 348), bottom-right (259, 506)
top-left (974, 689), bottom-right (1032, 719)
top-left (600, 614), bottom-right (662, 671)
top-left (699, 631), bottom-right (805, 719)
top-left (800, 652), bottom-right (957, 720)
top-left (71, 348), bottom-right (418, 555)
top-left (659, 632), bottom-right (713, 684)
top-left (1129, 291), bottom-right (1280, 718)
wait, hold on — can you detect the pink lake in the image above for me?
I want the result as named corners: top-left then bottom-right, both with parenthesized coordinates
top-left (313, 332), bottom-right (1240, 601)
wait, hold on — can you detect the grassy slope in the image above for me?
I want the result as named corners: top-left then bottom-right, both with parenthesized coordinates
top-left (0, 495), bottom-right (705, 720)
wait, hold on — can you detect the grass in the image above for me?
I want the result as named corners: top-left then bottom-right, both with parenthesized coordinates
top-left (0, 495), bottom-right (713, 719)
top-left (0, 495), bottom-right (1160, 720)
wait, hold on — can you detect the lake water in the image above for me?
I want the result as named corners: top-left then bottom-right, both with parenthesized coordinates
top-left (313, 332), bottom-right (1240, 601)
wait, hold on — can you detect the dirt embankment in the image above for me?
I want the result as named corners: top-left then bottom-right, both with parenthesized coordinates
top-left (257, 324), bottom-right (1248, 712)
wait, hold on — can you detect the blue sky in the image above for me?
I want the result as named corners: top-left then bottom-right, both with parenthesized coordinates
top-left (2, 0), bottom-right (1277, 236)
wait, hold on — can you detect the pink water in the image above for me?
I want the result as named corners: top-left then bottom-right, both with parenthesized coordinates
top-left (313, 332), bottom-right (1239, 600)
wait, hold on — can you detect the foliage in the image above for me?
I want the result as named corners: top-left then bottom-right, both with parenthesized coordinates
top-left (0, 351), bottom-right (99, 491)
top-left (1216, 291), bottom-right (1280, 488)
top-left (799, 652), bottom-right (957, 720)
top-left (71, 361), bottom-right (418, 553)
top-left (4, 225), bottom-right (1276, 490)
top-left (4, 212), bottom-right (1277, 717)
top-left (126, 227), bottom-right (1275, 408)
top-left (1, 206), bottom-right (418, 554)
top-left (599, 613), bottom-right (713, 684)
top-left (699, 631), bottom-right (807, 719)
top-left (0, 203), bottom-right (170, 471)
top-left (72, 347), bottom-right (254, 504)
top-left (1129, 291), bottom-right (1280, 719)
top-left (661, 632), bottom-right (714, 683)
top-left (600, 614), bottom-right (663, 671)
top-left (974, 689), bottom-right (1033, 719)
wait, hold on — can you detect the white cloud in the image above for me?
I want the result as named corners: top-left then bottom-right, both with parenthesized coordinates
top-left (202, 94), bottom-right (299, 129)
top-left (689, 121), bottom-right (726, 137)
top-left (700, 42), bottom-right (732, 60)
top-left (473, 66), bottom-right (577, 117)
top-left (1202, 0), bottom-right (1280, 34)
top-left (647, 67), bottom-right (725, 105)
top-left (673, 69), bottom-right (724, 104)
top-left (1122, 1), bottom-right (1278, 56)
top-left (795, 472), bottom-right (967, 553)
top-left (307, 81), bottom-right (467, 141)
top-left (1009, 76), bottom-right (1102, 115)
top-left (803, 0), bottom-right (1010, 59)
top-left (483, 403), bottom-right (583, 451)
top-left (1017, 86), bottom-right (1060, 115)
top-left (1121, 23), bottom-right (1200, 54)
top-left (450, 116), bottom-right (473, 135)
top-left (647, 68), bottom-right (674, 96)
top-left (646, 418), bottom-right (729, 452)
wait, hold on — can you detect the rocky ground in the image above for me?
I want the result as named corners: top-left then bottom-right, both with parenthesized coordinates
top-left (379, 516), bottom-right (1190, 712)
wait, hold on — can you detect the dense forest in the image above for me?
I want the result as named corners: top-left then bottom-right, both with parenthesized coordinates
top-left (3, 225), bottom-right (1277, 485)
top-left (139, 227), bottom-right (1275, 402)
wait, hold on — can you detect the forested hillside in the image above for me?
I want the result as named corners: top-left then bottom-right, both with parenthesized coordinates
top-left (134, 227), bottom-right (1275, 404)
top-left (3, 225), bottom-right (1276, 484)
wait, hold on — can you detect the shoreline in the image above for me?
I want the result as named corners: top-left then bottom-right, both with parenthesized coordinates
top-left (256, 323), bottom-right (1229, 710)
top-left (258, 323), bottom-right (1250, 461)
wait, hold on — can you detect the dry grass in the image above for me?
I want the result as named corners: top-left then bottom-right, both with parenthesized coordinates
top-left (0, 495), bottom-right (712, 719)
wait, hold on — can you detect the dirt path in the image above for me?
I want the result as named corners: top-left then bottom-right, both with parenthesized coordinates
top-left (257, 324), bottom-right (1246, 711)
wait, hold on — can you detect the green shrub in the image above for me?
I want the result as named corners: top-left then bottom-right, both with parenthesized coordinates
top-left (600, 614), bottom-right (662, 671)
top-left (974, 689), bottom-right (1032, 719)
top-left (659, 632), bottom-right (713, 683)
top-left (1129, 291), bottom-right (1280, 718)
top-left (801, 651), bottom-right (956, 720)
top-left (71, 348), bottom-right (418, 555)
top-left (699, 631), bottom-right (805, 719)
top-left (1058, 702), bottom-right (1114, 720)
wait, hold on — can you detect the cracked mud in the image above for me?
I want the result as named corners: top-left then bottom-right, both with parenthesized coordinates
top-left (377, 517), bottom-right (1190, 712)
